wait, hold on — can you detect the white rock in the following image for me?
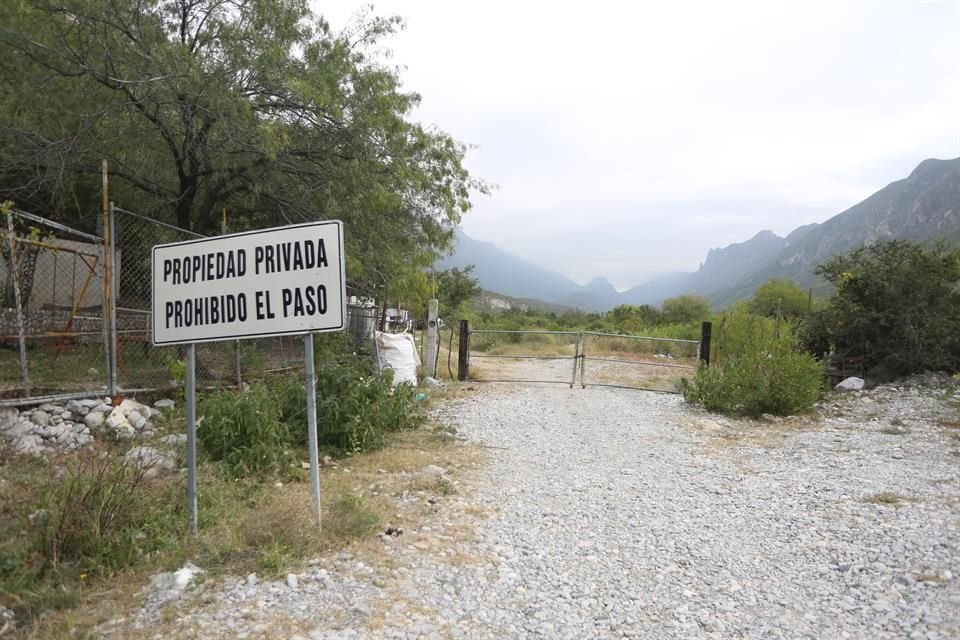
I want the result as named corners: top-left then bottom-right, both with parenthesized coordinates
top-left (29, 411), bottom-right (50, 427)
top-left (160, 434), bottom-right (187, 447)
top-left (286, 573), bottom-right (299, 589)
top-left (154, 399), bottom-right (176, 409)
top-left (146, 561), bottom-right (204, 600)
top-left (65, 399), bottom-right (86, 414)
top-left (835, 377), bottom-right (865, 391)
top-left (0, 407), bottom-right (19, 429)
top-left (421, 464), bottom-right (447, 477)
top-left (11, 434), bottom-right (44, 455)
top-left (84, 411), bottom-right (105, 429)
top-left (106, 407), bottom-right (135, 439)
top-left (124, 446), bottom-right (177, 477)
top-left (5, 420), bottom-right (36, 438)
top-left (78, 399), bottom-right (100, 408)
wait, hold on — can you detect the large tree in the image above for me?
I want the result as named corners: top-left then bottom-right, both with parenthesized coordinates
top-left (803, 240), bottom-right (960, 376)
top-left (0, 0), bottom-right (482, 298)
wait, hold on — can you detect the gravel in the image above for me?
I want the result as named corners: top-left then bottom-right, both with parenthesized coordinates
top-left (118, 376), bottom-right (960, 639)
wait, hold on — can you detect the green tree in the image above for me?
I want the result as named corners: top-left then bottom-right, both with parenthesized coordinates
top-left (750, 278), bottom-right (811, 319)
top-left (661, 295), bottom-right (710, 324)
top-left (803, 240), bottom-right (960, 376)
top-left (608, 304), bottom-right (662, 331)
top-left (0, 0), bottom-right (484, 301)
top-left (434, 266), bottom-right (481, 314)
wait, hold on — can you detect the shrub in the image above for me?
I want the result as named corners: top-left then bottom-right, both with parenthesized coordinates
top-left (278, 355), bottom-right (424, 456)
top-left (198, 382), bottom-right (294, 476)
top-left (683, 340), bottom-right (824, 417)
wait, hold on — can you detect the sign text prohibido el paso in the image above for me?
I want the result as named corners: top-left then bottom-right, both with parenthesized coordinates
top-left (151, 221), bottom-right (345, 345)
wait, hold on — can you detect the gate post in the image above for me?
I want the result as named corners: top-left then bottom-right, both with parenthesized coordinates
top-left (457, 319), bottom-right (470, 381)
top-left (570, 333), bottom-right (581, 388)
top-left (699, 321), bottom-right (712, 366)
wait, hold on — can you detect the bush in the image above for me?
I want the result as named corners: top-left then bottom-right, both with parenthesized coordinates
top-left (683, 340), bottom-right (825, 417)
top-left (198, 382), bottom-right (294, 476)
top-left (198, 353), bottom-right (424, 473)
top-left (280, 355), bottom-right (424, 455)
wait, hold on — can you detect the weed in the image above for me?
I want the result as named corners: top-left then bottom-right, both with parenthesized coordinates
top-left (324, 493), bottom-right (381, 542)
top-left (863, 491), bottom-right (906, 506)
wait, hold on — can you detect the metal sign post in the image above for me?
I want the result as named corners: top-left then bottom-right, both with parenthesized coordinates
top-left (151, 221), bottom-right (345, 533)
top-left (185, 343), bottom-right (198, 535)
top-left (304, 335), bottom-right (321, 527)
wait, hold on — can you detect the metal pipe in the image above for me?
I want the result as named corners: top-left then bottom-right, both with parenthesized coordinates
top-left (579, 356), bottom-right (697, 370)
top-left (581, 330), bottom-right (700, 344)
top-left (185, 343), bottom-right (198, 536)
top-left (113, 206), bottom-right (205, 238)
top-left (5, 209), bottom-right (30, 396)
top-left (12, 208), bottom-right (101, 243)
top-left (0, 387), bottom-right (156, 409)
top-left (304, 334), bottom-right (322, 528)
top-left (108, 202), bottom-right (118, 395)
top-left (101, 160), bottom-right (113, 397)
top-left (469, 329), bottom-right (581, 336)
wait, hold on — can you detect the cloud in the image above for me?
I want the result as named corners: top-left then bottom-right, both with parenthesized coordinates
top-left (315, 0), bottom-right (960, 288)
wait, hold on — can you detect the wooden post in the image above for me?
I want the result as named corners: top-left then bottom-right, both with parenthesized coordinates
top-left (457, 319), bottom-right (470, 381)
top-left (699, 321), bottom-right (712, 366)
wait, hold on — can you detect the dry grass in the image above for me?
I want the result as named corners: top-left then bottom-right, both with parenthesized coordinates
top-left (15, 426), bottom-right (488, 640)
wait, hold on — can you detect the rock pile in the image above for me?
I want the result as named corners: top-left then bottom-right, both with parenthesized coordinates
top-left (0, 397), bottom-right (172, 456)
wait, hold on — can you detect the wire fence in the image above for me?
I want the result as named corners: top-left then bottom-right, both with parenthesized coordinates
top-left (460, 326), bottom-right (706, 392)
top-left (0, 205), bottom-right (423, 404)
top-left (1, 207), bottom-right (108, 400)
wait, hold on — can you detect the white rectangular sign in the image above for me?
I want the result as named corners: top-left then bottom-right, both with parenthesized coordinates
top-left (151, 221), bottom-right (345, 345)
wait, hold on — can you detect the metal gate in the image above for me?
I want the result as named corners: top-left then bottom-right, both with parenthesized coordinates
top-left (464, 327), bottom-right (703, 393)
top-left (467, 329), bottom-right (581, 385)
top-left (579, 331), bottom-right (700, 393)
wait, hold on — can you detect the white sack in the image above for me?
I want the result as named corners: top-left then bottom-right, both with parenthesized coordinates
top-left (374, 331), bottom-right (420, 387)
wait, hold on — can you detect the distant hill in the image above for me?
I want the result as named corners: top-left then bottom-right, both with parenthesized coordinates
top-left (439, 157), bottom-right (960, 311)
top-left (435, 231), bottom-right (584, 304)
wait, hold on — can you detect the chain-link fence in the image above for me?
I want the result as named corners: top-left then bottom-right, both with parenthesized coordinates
top-left (1, 207), bottom-right (108, 400)
top-left (2, 204), bottom-right (421, 403)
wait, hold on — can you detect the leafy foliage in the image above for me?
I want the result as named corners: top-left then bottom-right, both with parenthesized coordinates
top-left (198, 352), bottom-right (424, 474)
top-left (0, 0), bottom-right (484, 301)
top-left (661, 295), bottom-right (711, 324)
top-left (802, 241), bottom-right (960, 376)
top-left (198, 383), bottom-right (295, 476)
top-left (750, 278), bottom-right (812, 319)
top-left (683, 339), bottom-right (824, 417)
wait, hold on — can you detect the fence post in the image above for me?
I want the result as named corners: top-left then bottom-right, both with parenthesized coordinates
top-left (5, 209), bottom-right (30, 396)
top-left (108, 202), bottom-right (119, 396)
top-left (457, 319), bottom-right (470, 381)
top-left (699, 321), bottom-right (712, 366)
top-left (570, 333), bottom-right (581, 388)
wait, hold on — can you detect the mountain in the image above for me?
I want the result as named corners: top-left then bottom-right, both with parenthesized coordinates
top-left (439, 157), bottom-right (960, 311)
top-left (436, 231), bottom-right (584, 303)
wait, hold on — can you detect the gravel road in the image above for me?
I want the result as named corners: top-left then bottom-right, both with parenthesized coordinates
top-left (123, 378), bottom-right (960, 640)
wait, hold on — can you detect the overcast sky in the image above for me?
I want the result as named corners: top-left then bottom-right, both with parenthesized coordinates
top-left (318, 0), bottom-right (960, 290)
